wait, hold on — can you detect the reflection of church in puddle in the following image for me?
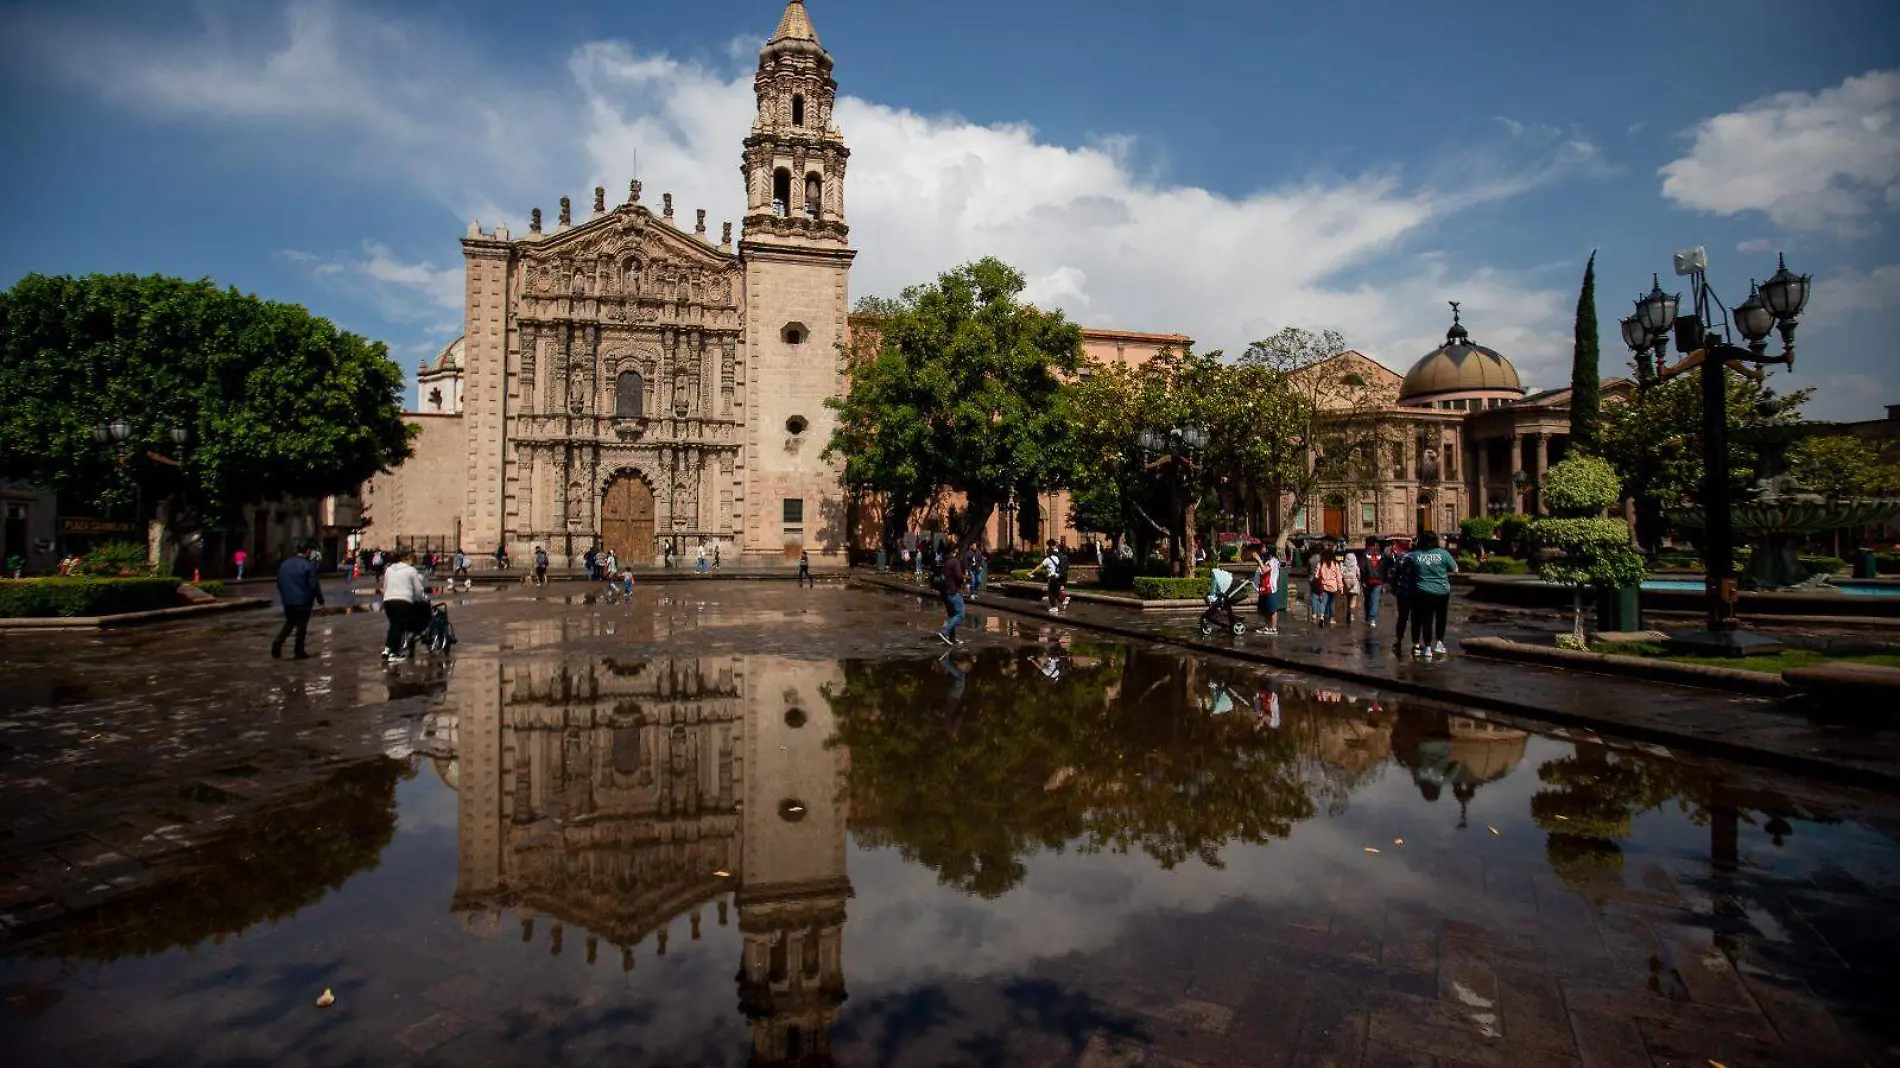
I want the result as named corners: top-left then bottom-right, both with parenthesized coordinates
top-left (437, 646), bottom-right (848, 1066)
top-left (1391, 711), bottom-right (1529, 826)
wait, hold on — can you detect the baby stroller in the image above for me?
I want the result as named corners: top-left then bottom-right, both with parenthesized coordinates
top-left (421, 603), bottom-right (457, 654)
top-left (1199, 568), bottom-right (1250, 636)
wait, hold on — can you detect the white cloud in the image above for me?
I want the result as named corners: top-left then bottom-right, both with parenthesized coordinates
top-left (1809, 263), bottom-right (1900, 318)
top-left (7, 0), bottom-right (1603, 378)
top-left (1735, 238), bottom-right (1776, 253)
top-left (1661, 69), bottom-right (1900, 236)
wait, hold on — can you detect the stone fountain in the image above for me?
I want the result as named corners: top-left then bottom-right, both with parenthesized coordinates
top-left (1675, 422), bottom-right (1900, 590)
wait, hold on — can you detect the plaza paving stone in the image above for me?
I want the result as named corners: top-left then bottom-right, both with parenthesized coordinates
top-left (0, 583), bottom-right (1896, 1067)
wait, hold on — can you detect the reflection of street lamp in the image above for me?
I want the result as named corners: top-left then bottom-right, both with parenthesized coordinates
top-left (1628, 249), bottom-right (1811, 655)
top-left (1138, 424), bottom-right (1207, 576)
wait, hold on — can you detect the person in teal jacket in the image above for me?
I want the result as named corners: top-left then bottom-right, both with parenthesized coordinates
top-left (1405, 531), bottom-right (1459, 660)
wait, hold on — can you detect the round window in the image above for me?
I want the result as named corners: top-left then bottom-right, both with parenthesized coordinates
top-left (778, 798), bottom-right (808, 822)
top-left (784, 707), bottom-right (807, 728)
top-left (786, 415), bottom-right (809, 436)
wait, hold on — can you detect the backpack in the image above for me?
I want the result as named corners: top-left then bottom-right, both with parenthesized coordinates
top-left (1056, 551), bottom-right (1070, 581)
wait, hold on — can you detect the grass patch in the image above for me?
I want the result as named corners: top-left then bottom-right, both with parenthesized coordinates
top-left (1589, 640), bottom-right (1900, 675)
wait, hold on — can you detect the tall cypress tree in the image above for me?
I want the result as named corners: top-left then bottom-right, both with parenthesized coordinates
top-left (1569, 251), bottom-right (1602, 453)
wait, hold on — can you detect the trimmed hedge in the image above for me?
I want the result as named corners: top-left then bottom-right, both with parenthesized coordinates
top-left (1478, 556), bottom-right (1530, 575)
top-left (194, 581), bottom-right (227, 599)
top-left (1132, 576), bottom-right (1210, 600)
top-left (0, 577), bottom-right (184, 618)
top-left (1799, 555), bottom-right (1847, 575)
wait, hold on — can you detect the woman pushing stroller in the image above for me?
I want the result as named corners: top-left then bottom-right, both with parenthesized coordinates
top-left (1199, 565), bottom-right (1251, 636)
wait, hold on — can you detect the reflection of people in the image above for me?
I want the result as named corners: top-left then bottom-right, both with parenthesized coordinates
top-left (1253, 687), bottom-right (1282, 729)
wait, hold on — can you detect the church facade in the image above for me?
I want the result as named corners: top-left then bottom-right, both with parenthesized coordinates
top-left (365, 1), bottom-right (855, 566)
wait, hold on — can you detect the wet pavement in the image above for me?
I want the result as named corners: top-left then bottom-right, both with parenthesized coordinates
top-left (2, 584), bottom-right (1898, 1067)
top-left (922, 575), bottom-right (1900, 787)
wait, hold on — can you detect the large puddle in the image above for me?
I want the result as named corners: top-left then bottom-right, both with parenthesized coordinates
top-left (2, 588), bottom-right (1896, 1066)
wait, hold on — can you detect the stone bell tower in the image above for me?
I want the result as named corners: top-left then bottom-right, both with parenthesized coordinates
top-left (739, 0), bottom-right (855, 562)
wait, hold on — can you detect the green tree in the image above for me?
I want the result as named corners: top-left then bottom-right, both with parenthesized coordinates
top-left (0, 274), bottom-right (413, 564)
top-left (1599, 375), bottom-right (1810, 550)
top-left (1531, 455), bottom-right (1646, 643)
top-left (1570, 251), bottom-right (1601, 452)
top-left (1232, 327), bottom-right (1391, 547)
top-left (1788, 434), bottom-right (1900, 498)
top-left (825, 258), bottom-right (1082, 546)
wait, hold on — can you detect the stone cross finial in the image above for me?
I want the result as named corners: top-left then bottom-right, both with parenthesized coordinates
top-left (629, 178), bottom-right (642, 204)
top-left (663, 193), bottom-right (674, 218)
top-left (721, 221), bottom-right (732, 245)
top-left (530, 208), bottom-right (542, 233)
top-left (559, 197), bottom-right (572, 227)
top-left (695, 209), bottom-right (707, 234)
top-left (593, 186), bottom-right (605, 214)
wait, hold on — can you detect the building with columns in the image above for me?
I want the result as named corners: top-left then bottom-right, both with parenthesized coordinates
top-left (1292, 305), bottom-right (1633, 541)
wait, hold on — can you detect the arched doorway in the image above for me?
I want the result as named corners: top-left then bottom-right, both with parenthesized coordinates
top-left (1417, 490), bottom-right (1435, 535)
top-left (601, 473), bottom-right (656, 563)
top-left (1321, 493), bottom-right (1347, 538)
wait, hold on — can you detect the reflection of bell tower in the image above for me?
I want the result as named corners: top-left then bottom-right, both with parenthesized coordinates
top-left (736, 662), bottom-right (849, 1067)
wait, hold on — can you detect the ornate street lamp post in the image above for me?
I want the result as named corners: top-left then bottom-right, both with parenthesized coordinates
top-left (1138, 424), bottom-right (1207, 577)
top-left (90, 421), bottom-right (192, 559)
top-left (1631, 249), bottom-right (1809, 655)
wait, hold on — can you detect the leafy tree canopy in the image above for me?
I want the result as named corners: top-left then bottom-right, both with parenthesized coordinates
top-left (825, 258), bottom-right (1082, 544)
top-left (0, 273), bottom-right (413, 528)
top-left (1788, 434), bottom-right (1900, 499)
top-left (1598, 375), bottom-right (1810, 509)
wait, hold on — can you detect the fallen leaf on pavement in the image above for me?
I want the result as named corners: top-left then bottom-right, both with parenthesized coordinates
top-left (1363, 846), bottom-right (1381, 854)
top-left (316, 989), bottom-right (335, 1008)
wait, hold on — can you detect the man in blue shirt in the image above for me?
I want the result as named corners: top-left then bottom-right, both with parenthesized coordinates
top-left (272, 540), bottom-right (325, 659)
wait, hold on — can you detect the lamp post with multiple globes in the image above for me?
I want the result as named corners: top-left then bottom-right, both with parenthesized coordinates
top-left (90, 421), bottom-right (192, 559)
top-left (1137, 424), bottom-right (1208, 577)
top-left (1621, 249), bottom-right (1811, 654)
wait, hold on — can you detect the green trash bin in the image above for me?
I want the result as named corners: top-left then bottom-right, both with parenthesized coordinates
top-left (1854, 550), bottom-right (1878, 580)
top-left (1595, 584), bottom-right (1642, 632)
top-left (875, 549), bottom-right (887, 572)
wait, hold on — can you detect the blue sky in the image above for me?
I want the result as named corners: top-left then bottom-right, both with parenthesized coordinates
top-left (1, 0), bottom-right (1896, 417)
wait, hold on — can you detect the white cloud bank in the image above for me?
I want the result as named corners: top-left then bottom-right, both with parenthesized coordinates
top-left (7, 0), bottom-right (1617, 385)
top-left (1661, 68), bottom-right (1900, 237)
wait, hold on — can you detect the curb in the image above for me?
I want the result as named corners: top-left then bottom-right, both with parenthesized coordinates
top-left (1459, 636), bottom-right (1796, 697)
top-left (850, 574), bottom-right (1900, 794)
top-left (0, 598), bottom-right (274, 630)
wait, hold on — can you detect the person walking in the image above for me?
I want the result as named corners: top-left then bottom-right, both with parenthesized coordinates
top-left (971, 545), bottom-right (989, 599)
top-left (712, 543), bottom-right (722, 571)
top-left (233, 548), bottom-right (248, 581)
top-left (272, 541), bottom-right (324, 659)
top-left (1339, 547), bottom-right (1362, 625)
top-left (912, 540), bottom-right (924, 584)
top-left (1312, 548), bottom-right (1342, 626)
top-left (1406, 531), bottom-right (1459, 660)
top-left (1360, 537), bottom-right (1385, 628)
top-left (663, 538), bottom-right (674, 569)
top-left (798, 549), bottom-right (814, 588)
top-left (583, 545), bottom-right (599, 582)
top-left (603, 549), bottom-right (619, 590)
top-left (1029, 541), bottom-right (1066, 613)
top-left (379, 550), bottom-right (431, 662)
top-left (695, 543), bottom-right (708, 574)
top-left (492, 545), bottom-right (509, 571)
top-left (935, 543), bottom-right (967, 646)
top-left (533, 545), bottom-right (550, 586)
top-left (452, 548), bottom-right (470, 590)
top-left (1251, 547), bottom-right (1284, 635)
top-left (1382, 539), bottom-right (1415, 652)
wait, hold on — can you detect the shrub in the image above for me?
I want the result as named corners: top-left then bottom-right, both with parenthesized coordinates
top-left (1131, 577), bottom-right (1210, 600)
top-left (194, 580), bottom-right (226, 599)
top-left (1459, 517), bottom-right (1498, 544)
top-left (1218, 545), bottom-right (1240, 563)
top-left (1799, 555), bottom-right (1847, 575)
top-left (1456, 555), bottom-right (1480, 572)
top-left (1540, 455), bottom-right (1622, 516)
top-left (1496, 514), bottom-right (1534, 546)
top-left (70, 540), bottom-right (158, 577)
top-left (1478, 556), bottom-right (1529, 574)
top-left (0, 577), bottom-right (183, 618)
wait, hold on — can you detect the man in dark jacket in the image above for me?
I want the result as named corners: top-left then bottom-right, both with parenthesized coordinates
top-left (273, 540), bottom-right (325, 659)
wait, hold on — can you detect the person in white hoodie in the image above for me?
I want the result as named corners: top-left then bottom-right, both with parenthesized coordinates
top-left (380, 550), bottom-right (432, 662)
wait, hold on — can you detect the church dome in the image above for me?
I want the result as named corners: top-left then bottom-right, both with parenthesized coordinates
top-left (425, 336), bottom-right (464, 374)
top-left (1398, 305), bottom-right (1522, 405)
